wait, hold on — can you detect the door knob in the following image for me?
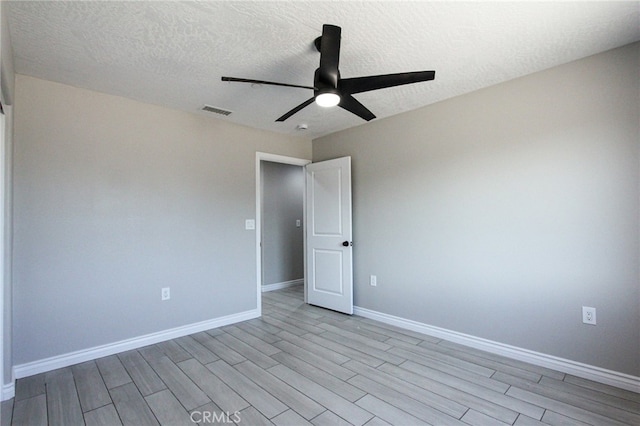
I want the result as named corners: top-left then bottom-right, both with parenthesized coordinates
top-left (342, 241), bottom-right (352, 247)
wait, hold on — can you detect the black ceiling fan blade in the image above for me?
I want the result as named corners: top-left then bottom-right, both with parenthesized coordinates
top-left (339, 70), bottom-right (435, 95)
top-left (339, 94), bottom-right (376, 121)
top-left (318, 24), bottom-right (341, 88)
top-left (222, 76), bottom-right (315, 90)
top-left (275, 97), bottom-right (316, 122)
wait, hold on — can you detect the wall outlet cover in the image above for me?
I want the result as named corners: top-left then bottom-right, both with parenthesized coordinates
top-left (162, 287), bottom-right (170, 301)
top-left (582, 306), bottom-right (596, 325)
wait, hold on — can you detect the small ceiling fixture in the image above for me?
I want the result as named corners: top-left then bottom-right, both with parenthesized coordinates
top-left (296, 123), bottom-right (308, 131)
top-left (222, 24), bottom-right (435, 122)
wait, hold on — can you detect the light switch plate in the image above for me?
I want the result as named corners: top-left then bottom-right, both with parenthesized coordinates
top-left (245, 219), bottom-right (255, 230)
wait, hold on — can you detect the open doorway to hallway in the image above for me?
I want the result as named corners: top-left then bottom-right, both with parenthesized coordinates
top-left (255, 153), bottom-right (311, 310)
top-left (260, 161), bottom-right (305, 296)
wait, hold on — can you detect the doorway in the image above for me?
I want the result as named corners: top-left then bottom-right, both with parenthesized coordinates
top-left (255, 153), bottom-right (311, 315)
top-left (261, 161), bottom-right (304, 291)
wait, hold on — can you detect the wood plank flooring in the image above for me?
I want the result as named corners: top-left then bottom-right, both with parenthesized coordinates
top-left (3, 286), bottom-right (639, 425)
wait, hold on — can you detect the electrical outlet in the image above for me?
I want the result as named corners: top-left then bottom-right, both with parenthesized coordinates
top-left (582, 306), bottom-right (596, 325)
top-left (162, 287), bottom-right (170, 301)
top-left (370, 275), bottom-right (377, 286)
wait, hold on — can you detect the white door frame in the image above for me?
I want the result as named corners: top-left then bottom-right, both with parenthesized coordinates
top-left (255, 152), bottom-right (311, 315)
top-left (0, 108), bottom-right (4, 404)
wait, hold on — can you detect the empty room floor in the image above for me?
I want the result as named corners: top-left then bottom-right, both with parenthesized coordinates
top-left (3, 286), bottom-right (639, 425)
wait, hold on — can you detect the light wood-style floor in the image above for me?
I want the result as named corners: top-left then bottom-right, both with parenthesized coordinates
top-left (3, 286), bottom-right (639, 425)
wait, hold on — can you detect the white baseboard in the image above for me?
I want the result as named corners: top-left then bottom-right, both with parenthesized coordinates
top-left (2, 381), bottom-right (14, 401)
top-left (262, 279), bottom-right (303, 292)
top-left (354, 306), bottom-right (640, 393)
top-left (13, 308), bottom-right (260, 380)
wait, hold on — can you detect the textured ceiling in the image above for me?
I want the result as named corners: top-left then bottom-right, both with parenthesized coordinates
top-left (6, 1), bottom-right (640, 139)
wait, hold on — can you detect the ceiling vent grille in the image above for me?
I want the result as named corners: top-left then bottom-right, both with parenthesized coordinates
top-left (201, 105), bottom-right (232, 116)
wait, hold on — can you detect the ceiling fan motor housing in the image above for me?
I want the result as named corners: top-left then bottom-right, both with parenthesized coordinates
top-left (314, 68), bottom-right (340, 100)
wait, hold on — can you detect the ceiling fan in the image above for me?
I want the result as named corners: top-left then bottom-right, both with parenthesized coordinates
top-left (221, 24), bottom-right (435, 122)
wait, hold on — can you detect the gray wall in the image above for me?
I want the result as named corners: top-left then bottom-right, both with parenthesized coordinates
top-left (0, 0), bottom-right (14, 105)
top-left (313, 43), bottom-right (640, 376)
top-left (261, 161), bottom-right (304, 286)
top-left (12, 75), bottom-right (311, 365)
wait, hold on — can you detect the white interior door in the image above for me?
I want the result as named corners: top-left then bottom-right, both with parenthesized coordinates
top-left (306, 156), bottom-right (353, 314)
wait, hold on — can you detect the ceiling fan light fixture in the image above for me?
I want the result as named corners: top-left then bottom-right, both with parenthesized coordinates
top-left (315, 92), bottom-right (340, 107)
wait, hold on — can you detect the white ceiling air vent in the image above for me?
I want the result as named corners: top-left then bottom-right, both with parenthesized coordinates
top-left (201, 105), bottom-right (233, 116)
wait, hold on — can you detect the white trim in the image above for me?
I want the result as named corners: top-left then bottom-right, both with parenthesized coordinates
top-left (0, 105), bottom-right (12, 403)
top-left (0, 105), bottom-right (4, 405)
top-left (2, 381), bottom-right (13, 401)
top-left (354, 306), bottom-right (640, 393)
top-left (256, 152), bottom-right (311, 167)
top-left (255, 152), bottom-right (311, 315)
top-left (262, 279), bottom-right (304, 292)
top-left (13, 309), bottom-right (259, 380)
